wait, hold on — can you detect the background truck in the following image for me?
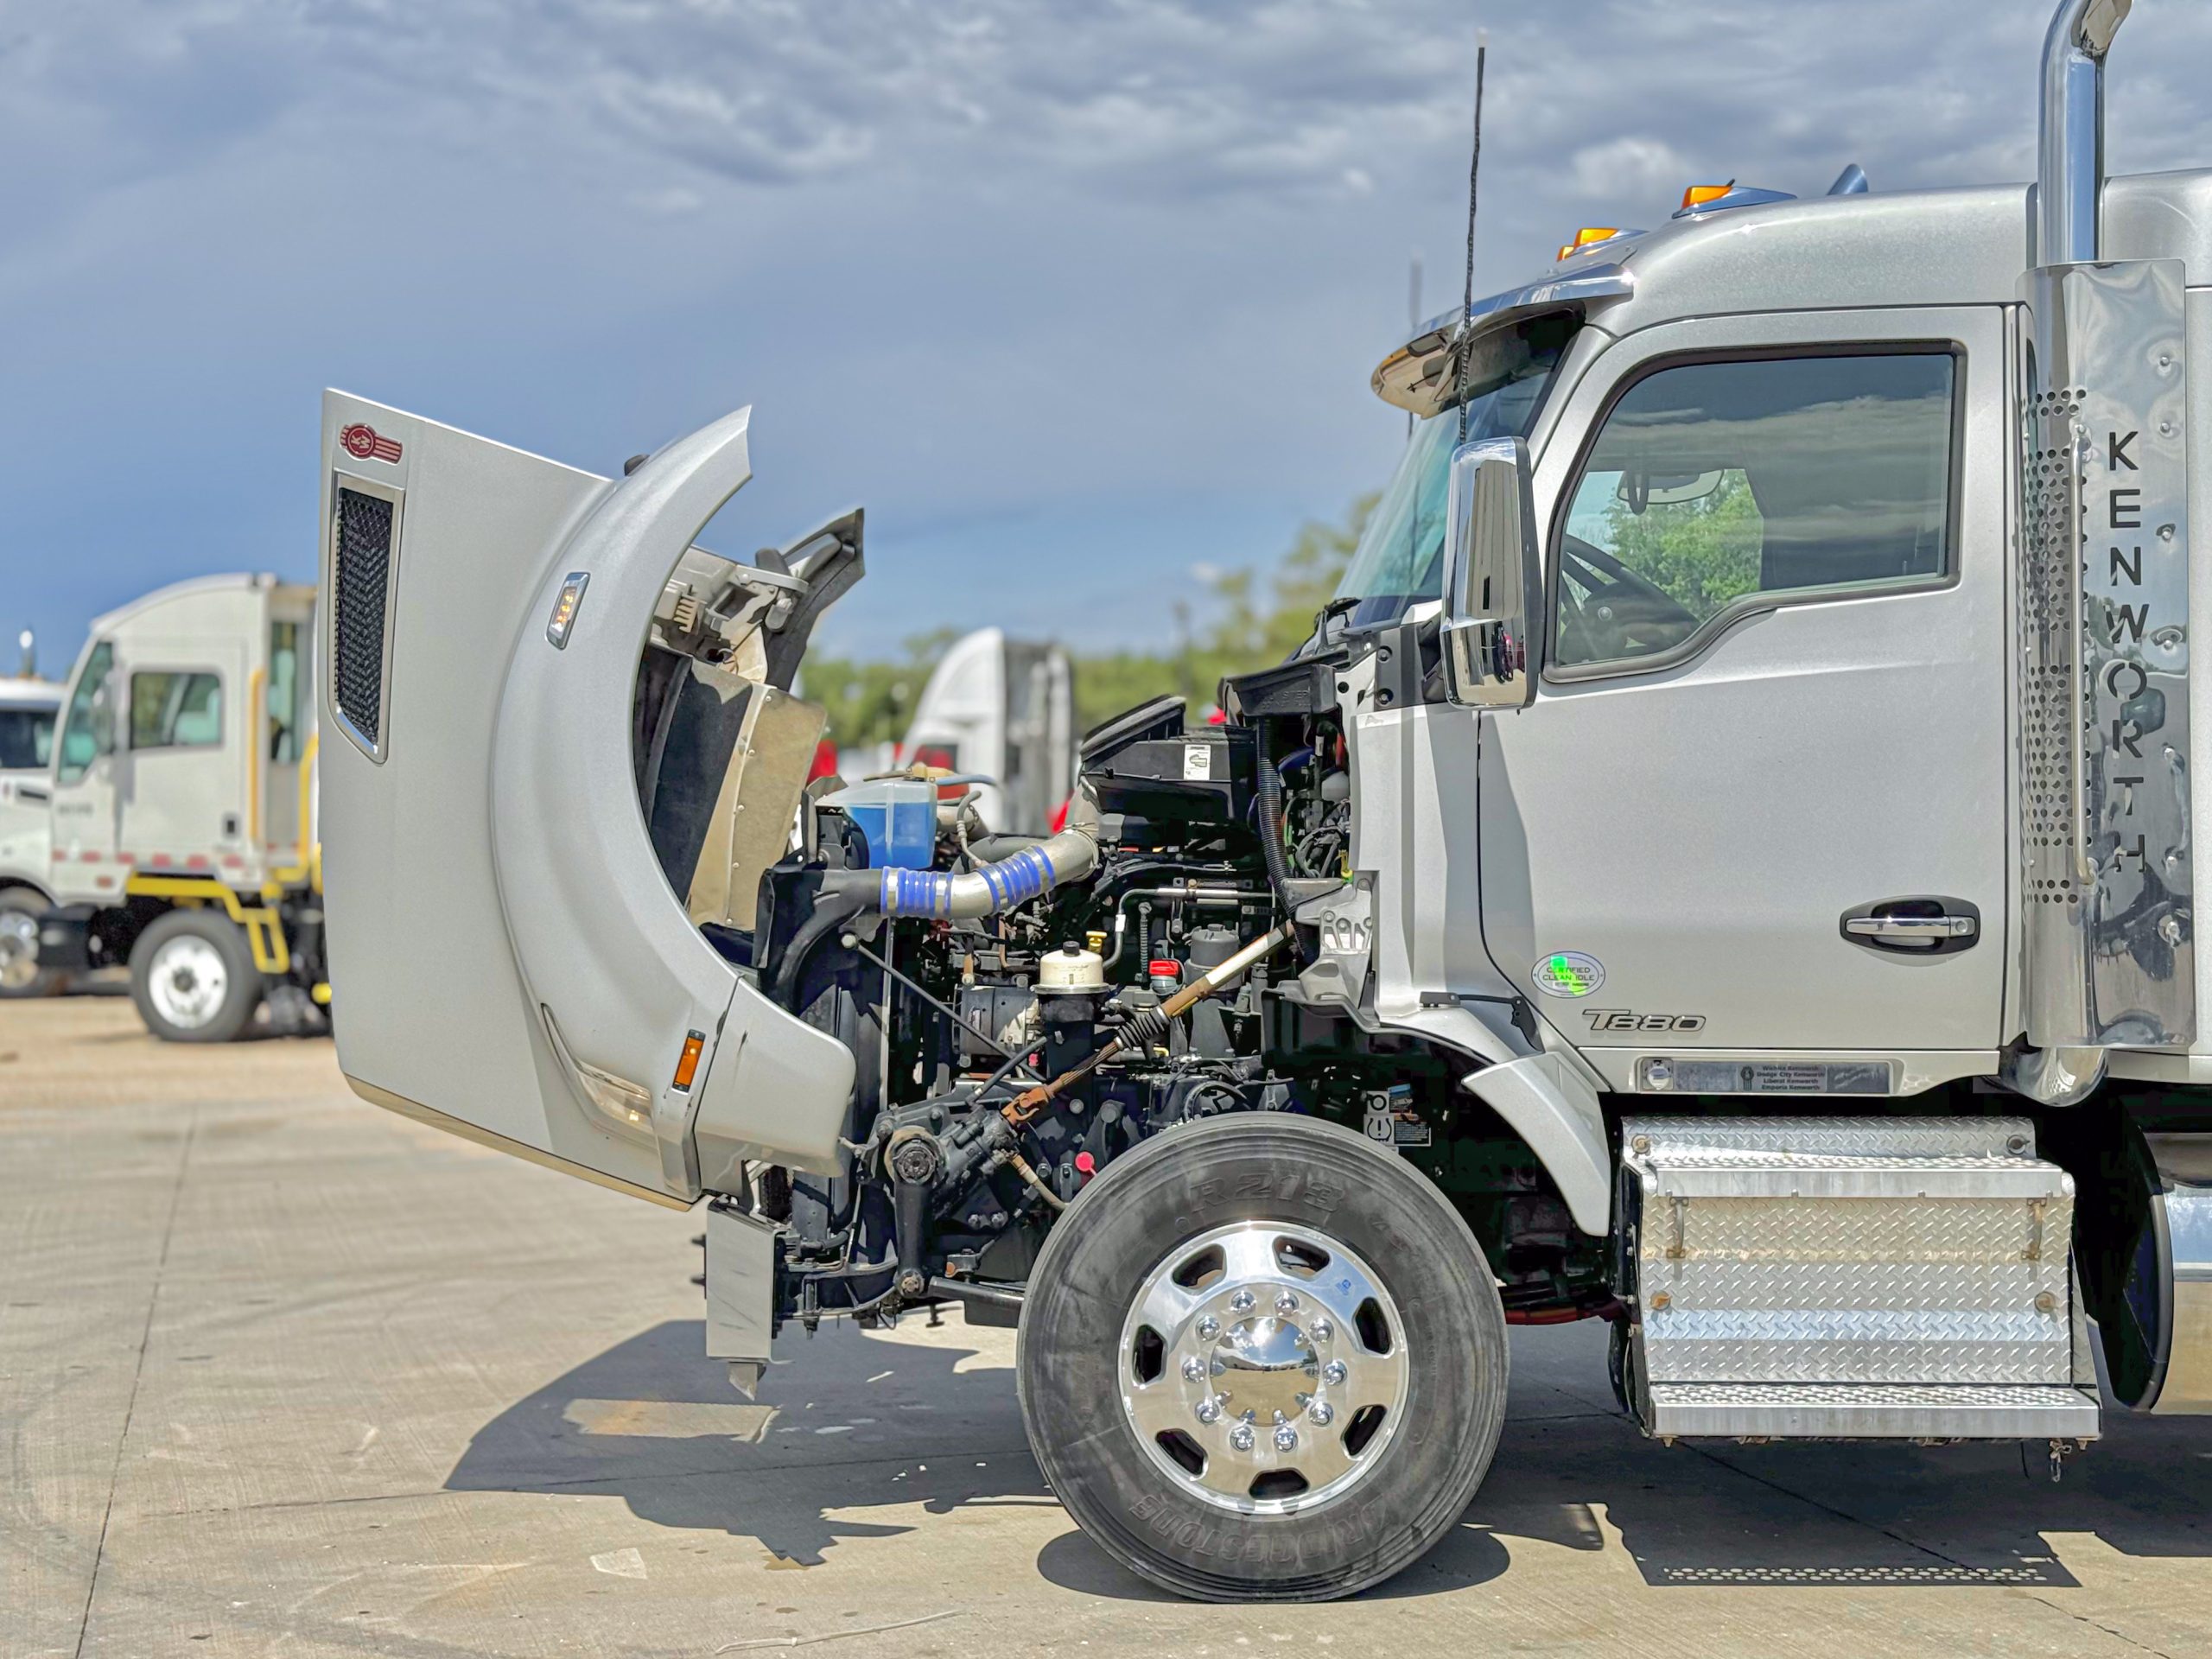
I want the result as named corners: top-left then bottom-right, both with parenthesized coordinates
top-left (314, 0), bottom-right (2212, 1605)
top-left (35, 574), bottom-right (327, 1041)
top-left (894, 627), bottom-right (1076, 836)
top-left (0, 671), bottom-right (62, 995)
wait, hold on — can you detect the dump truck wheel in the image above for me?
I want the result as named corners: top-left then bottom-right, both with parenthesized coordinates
top-left (0, 887), bottom-right (59, 998)
top-left (1018, 1113), bottom-right (1507, 1602)
top-left (130, 910), bottom-right (264, 1042)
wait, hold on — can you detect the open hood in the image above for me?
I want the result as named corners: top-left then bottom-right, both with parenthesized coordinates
top-left (317, 392), bottom-right (861, 1207)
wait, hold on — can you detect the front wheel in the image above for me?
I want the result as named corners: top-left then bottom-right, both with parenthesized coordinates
top-left (0, 887), bottom-right (59, 998)
top-left (130, 909), bottom-right (264, 1042)
top-left (1017, 1114), bottom-right (1508, 1602)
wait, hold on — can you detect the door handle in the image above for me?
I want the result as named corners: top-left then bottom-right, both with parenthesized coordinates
top-left (1846, 914), bottom-right (1975, 943)
top-left (1840, 898), bottom-right (1980, 956)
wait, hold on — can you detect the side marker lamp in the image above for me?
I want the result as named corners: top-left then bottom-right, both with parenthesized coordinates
top-left (672, 1029), bottom-right (707, 1092)
top-left (546, 570), bottom-right (590, 648)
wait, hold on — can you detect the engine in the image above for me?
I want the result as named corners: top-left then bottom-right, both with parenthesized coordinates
top-left (728, 657), bottom-right (1602, 1335)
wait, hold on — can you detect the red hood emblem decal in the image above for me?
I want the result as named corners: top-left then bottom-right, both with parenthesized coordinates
top-left (340, 423), bottom-right (403, 463)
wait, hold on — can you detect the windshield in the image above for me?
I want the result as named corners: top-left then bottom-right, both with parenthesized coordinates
top-left (1334, 314), bottom-right (1574, 631)
top-left (0, 706), bottom-right (54, 771)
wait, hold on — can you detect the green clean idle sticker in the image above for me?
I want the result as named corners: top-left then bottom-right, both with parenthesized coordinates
top-left (1533, 951), bottom-right (1605, 998)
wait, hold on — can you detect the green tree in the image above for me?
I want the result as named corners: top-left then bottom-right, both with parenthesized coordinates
top-left (803, 494), bottom-right (1382, 744)
top-left (803, 626), bottom-right (962, 749)
top-left (1599, 473), bottom-right (1763, 620)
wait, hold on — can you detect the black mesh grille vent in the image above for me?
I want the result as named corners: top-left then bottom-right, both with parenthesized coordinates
top-left (333, 488), bottom-right (395, 748)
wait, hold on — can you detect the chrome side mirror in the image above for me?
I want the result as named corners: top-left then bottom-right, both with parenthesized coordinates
top-left (1440, 436), bottom-right (1541, 708)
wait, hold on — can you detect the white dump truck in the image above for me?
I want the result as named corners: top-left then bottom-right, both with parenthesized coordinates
top-left (317, 0), bottom-right (2212, 1603)
top-left (897, 627), bottom-right (1076, 835)
top-left (0, 672), bottom-right (63, 995)
top-left (33, 575), bottom-right (327, 1040)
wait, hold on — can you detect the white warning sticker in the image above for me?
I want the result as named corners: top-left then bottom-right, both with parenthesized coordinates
top-left (1183, 743), bottom-right (1212, 781)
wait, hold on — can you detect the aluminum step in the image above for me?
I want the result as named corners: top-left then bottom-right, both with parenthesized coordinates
top-left (1647, 1382), bottom-right (2101, 1441)
top-left (1621, 1116), bottom-right (2099, 1427)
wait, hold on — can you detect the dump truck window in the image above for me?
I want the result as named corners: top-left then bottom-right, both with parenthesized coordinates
top-left (1555, 351), bottom-right (1955, 671)
top-left (269, 620), bottom-right (303, 763)
top-left (56, 641), bottom-right (114, 782)
top-left (130, 671), bottom-right (225, 750)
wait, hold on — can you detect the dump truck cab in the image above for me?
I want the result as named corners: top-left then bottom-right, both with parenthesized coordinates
top-left (0, 674), bottom-right (63, 995)
top-left (35, 574), bottom-right (326, 1039)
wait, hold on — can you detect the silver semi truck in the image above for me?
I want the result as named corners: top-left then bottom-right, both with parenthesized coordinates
top-left (318, 0), bottom-right (2212, 1602)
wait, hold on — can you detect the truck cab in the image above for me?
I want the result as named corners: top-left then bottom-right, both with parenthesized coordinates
top-left (0, 675), bottom-right (63, 995)
top-left (896, 627), bottom-right (1076, 835)
top-left (37, 575), bottom-right (326, 1039)
top-left (310, 0), bottom-right (2212, 1605)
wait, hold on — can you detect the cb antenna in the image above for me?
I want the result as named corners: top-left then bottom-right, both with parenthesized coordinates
top-left (1455, 27), bottom-right (1489, 443)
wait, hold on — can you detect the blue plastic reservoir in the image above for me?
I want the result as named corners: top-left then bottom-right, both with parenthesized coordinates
top-left (822, 779), bottom-right (937, 870)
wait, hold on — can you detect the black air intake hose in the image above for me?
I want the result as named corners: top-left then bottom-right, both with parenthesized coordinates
top-left (1254, 758), bottom-right (1306, 958)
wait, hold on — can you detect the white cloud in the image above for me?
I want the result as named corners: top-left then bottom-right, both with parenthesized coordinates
top-left (1569, 137), bottom-right (1694, 204)
top-left (7, 0), bottom-right (2212, 659)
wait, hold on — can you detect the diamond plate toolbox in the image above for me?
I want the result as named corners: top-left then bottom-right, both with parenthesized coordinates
top-left (1622, 1116), bottom-right (2082, 1387)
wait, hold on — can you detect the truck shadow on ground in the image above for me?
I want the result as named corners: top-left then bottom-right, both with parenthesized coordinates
top-left (446, 1320), bottom-right (2212, 1599)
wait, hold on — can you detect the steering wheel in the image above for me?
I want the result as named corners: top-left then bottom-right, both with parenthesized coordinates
top-left (1555, 537), bottom-right (1703, 664)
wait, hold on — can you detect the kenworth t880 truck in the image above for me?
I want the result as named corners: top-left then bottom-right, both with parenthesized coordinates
top-left (318, 0), bottom-right (2212, 1602)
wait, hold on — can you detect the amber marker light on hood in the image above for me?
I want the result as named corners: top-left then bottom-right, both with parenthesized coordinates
top-left (671, 1029), bottom-right (706, 1092)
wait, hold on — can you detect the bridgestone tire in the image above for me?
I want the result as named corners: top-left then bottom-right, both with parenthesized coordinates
top-left (0, 887), bottom-right (60, 998)
top-left (129, 909), bottom-right (265, 1044)
top-left (1017, 1114), bottom-right (1508, 1602)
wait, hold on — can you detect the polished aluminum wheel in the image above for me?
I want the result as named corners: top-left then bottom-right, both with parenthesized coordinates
top-left (148, 934), bottom-right (229, 1030)
top-left (0, 906), bottom-right (40, 991)
top-left (1118, 1220), bottom-right (1409, 1515)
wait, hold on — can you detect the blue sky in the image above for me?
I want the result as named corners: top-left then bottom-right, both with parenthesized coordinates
top-left (6, 0), bottom-right (2212, 669)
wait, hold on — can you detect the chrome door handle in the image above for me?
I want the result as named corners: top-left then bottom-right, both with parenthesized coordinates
top-left (1845, 914), bottom-right (1977, 942)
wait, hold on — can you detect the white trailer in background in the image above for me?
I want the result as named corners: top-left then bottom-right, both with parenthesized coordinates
top-left (896, 626), bottom-right (1075, 835)
top-left (0, 676), bottom-right (63, 995)
top-left (35, 575), bottom-right (327, 1040)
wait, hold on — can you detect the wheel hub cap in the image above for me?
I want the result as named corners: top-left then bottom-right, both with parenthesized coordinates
top-left (1119, 1220), bottom-right (1409, 1515)
top-left (149, 937), bottom-right (227, 1028)
top-left (0, 909), bottom-right (38, 990)
top-left (1212, 1317), bottom-right (1317, 1423)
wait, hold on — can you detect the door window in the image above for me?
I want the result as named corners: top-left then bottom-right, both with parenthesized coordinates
top-left (57, 641), bottom-right (114, 782)
top-left (130, 671), bottom-right (225, 750)
top-left (269, 621), bottom-right (303, 762)
top-left (1554, 352), bottom-right (1956, 672)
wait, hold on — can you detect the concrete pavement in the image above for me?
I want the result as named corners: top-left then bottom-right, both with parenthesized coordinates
top-left (4, 996), bottom-right (2209, 1656)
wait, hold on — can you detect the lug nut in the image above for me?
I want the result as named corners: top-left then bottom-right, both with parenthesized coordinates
top-left (1274, 1425), bottom-right (1299, 1452)
top-left (1274, 1291), bottom-right (1300, 1314)
top-left (1196, 1398), bottom-right (1223, 1425)
top-left (1322, 1359), bottom-right (1347, 1385)
top-left (1195, 1315), bottom-right (1220, 1340)
top-left (1229, 1423), bottom-right (1255, 1452)
top-left (1229, 1288), bottom-right (1256, 1313)
top-left (1308, 1319), bottom-right (1334, 1342)
top-left (1181, 1356), bottom-right (1205, 1382)
top-left (1308, 1402), bottom-right (1334, 1427)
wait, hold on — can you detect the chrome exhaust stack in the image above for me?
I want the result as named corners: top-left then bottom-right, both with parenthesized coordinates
top-left (2037, 0), bottom-right (2132, 264)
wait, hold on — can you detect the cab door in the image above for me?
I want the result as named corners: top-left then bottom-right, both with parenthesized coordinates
top-left (1478, 307), bottom-right (2010, 1084)
top-left (115, 648), bottom-right (245, 872)
top-left (47, 638), bottom-right (123, 901)
top-left (317, 393), bottom-right (857, 1208)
